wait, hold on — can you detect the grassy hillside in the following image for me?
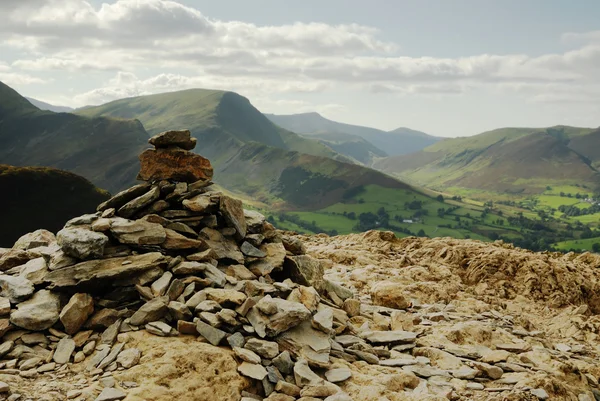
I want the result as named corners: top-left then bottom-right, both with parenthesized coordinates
top-left (78, 89), bottom-right (342, 162)
top-left (0, 81), bottom-right (149, 193)
top-left (375, 125), bottom-right (600, 194)
top-left (0, 165), bottom-right (110, 247)
top-left (297, 131), bottom-right (387, 164)
top-left (266, 112), bottom-right (440, 157)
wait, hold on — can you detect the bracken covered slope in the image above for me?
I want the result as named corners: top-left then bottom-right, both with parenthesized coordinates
top-left (299, 231), bottom-right (600, 400)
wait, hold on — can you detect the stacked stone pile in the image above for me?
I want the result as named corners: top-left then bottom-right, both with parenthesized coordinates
top-left (0, 130), bottom-right (591, 400)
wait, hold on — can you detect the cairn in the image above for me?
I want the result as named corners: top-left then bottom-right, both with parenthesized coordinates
top-left (0, 130), bottom-right (383, 401)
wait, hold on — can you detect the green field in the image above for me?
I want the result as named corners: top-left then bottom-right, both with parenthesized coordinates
top-left (267, 184), bottom-right (524, 242)
top-left (554, 237), bottom-right (600, 252)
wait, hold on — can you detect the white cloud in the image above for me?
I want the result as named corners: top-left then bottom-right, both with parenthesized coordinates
top-left (0, 0), bottom-right (599, 107)
top-left (0, 72), bottom-right (49, 85)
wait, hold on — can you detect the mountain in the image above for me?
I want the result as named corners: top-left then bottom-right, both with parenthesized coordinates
top-left (296, 131), bottom-right (387, 165)
top-left (265, 112), bottom-right (441, 158)
top-left (25, 97), bottom-right (74, 113)
top-left (0, 81), bottom-right (149, 193)
top-left (0, 164), bottom-right (109, 246)
top-left (77, 89), bottom-right (413, 209)
top-left (374, 126), bottom-right (600, 194)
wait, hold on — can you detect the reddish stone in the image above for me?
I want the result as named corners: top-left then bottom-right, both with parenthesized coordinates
top-left (138, 148), bottom-right (213, 183)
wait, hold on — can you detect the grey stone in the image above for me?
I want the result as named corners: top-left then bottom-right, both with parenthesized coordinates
top-left (129, 297), bottom-right (169, 326)
top-left (294, 358), bottom-right (322, 387)
top-left (531, 389), bottom-right (549, 400)
top-left (241, 242), bottom-right (266, 258)
top-left (110, 218), bottom-right (166, 245)
top-left (325, 367), bottom-right (352, 383)
top-left (118, 186), bottom-right (161, 218)
top-left (53, 337), bottom-right (76, 364)
top-left (146, 321), bottom-right (177, 336)
top-left (98, 343), bottom-right (125, 370)
top-left (97, 183), bottom-right (151, 212)
top-left (237, 362), bottom-right (268, 380)
top-left (10, 290), bottom-right (60, 330)
top-left (149, 130), bottom-right (196, 150)
top-left (312, 308), bottom-right (333, 333)
top-left (273, 351), bottom-right (294, 375)
top-left (44, 252), bottom-right (167, 290)
top-left (247, 298), bottom-right (311, 338)
top-left (117, 348), bottom-right (141, 368)
top-left (361, 330), bottom-right (417, 344)
top-left (168, 301), bottom-right (192, 321)
top-left (95, 387), bottom-right (126, 401)
top-left (0, 275), bottom-right (34, 303)
top-left (19, 257), bottom-right (48, 285)
top-left (13, 229), bottom-right (56, 250)
top-left (101, 319), bottom-right (122, 345)
top-left (244, 338), bottom-right (280, 359)
top-left (233, 347), bottom-right (262, 364)
top-left (151, 271), bottom-right (172, 296)
top-left (171, 261), bottom-right (210, 275)
top-left (57, 228), bottom-right (108, 259)
top-left (196, 320), bottom-right (227, 346)
top-left (220, 196), bottom-right (247, 240)
top-left (227, 332), bottom-right (245, 348)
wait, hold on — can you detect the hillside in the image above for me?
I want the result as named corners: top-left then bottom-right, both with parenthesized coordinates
top-left (77, 89), bottom-right (417, 210)
top-left (25, 97), bottom-right (74, 113)
top-left (374, 125), bottom-right (600, 194)
top-left (297, 131), bottom-right (387, 164)
top-left (0, 164), bottom-right (109, 246)
top-left (77, 89), bottom-right (341, 163)
top-left (266, 112), bottom-right (441, 158)
top-left (0, 81), bottom-right (149, 193)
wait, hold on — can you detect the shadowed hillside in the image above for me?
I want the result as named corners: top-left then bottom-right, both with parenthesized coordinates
top-left (0, 81), bottom-right (149, 193)
top-left (0, 165), bottom-right (109, 246)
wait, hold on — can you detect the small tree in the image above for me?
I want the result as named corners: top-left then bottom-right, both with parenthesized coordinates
top-left (417, 229), bottom-right (426, 237)
top-left (592, 243), bottom-right (600, 253)
top-left (436, 194), bottom-right (444, 202)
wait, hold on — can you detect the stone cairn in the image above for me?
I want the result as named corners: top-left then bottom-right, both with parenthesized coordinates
top-left (0, 130), bottom-right (424, 401)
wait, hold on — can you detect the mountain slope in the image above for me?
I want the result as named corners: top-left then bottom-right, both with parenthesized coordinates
top-left (78, 89), bottom-right (415, 209)
top-left (25, 97), bottom-right (74, 113)
top-left (0, 81), bottom-right (149, 193)
top-left (374, 126), bottom-right (600, 194)
top-left (266, 112), bottom-right (441, 157)
top-left (77, 89), bottom-right (342, 163)
top-left (0, 165), bottom-right (109, 246)
top-left (298, 131), bottom-right (388, 164)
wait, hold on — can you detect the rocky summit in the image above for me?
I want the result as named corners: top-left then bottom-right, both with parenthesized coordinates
top-left (0, 131), bottom-right (600, 401)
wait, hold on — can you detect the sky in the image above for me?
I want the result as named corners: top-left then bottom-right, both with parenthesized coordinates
top-left (1, 0), bottom-right (599, 137)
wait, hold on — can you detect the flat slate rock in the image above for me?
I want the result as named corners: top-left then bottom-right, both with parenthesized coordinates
top-left (361, 330), bottom-right (417, 344)
top-left (149, 130), bottom-right (197, 150)
top-left (44, 253), bottom-right (167, 290)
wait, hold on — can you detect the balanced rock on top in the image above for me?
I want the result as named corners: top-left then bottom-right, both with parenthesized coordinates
top-left (138, 130), bottom-right (213, 183)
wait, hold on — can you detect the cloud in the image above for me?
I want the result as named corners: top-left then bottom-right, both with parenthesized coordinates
top-left (0, 72), bottom-right (49, 85)
top-left (0, 0), bottom-right (599, 106)
top-left (69, 72), bottom-right (331, 107)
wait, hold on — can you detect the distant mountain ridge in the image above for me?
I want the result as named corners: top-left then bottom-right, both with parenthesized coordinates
top-left (265, 112), bottom-right (441, 160)
top-left (374, 125), bottom-right (600, 194)
top-left (25, 97), bottom-right (74, 113)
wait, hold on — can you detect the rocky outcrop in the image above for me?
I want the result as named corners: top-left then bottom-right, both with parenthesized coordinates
top-left (3, 131), bottom-right (600, 401)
